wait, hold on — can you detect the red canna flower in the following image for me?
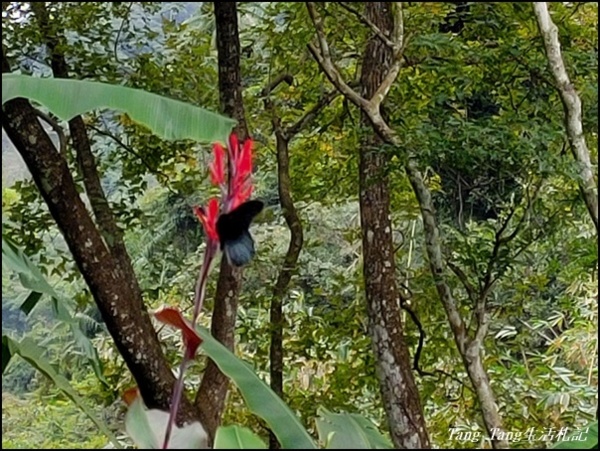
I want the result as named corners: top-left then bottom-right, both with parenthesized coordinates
top-left (193, 133), bottom-right (256, 241)
top-left (193, 197), bottom-right (219, 242)
top-left (162, 132), bottom-right (258, 450)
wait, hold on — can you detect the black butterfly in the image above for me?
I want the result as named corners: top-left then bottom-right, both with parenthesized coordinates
top-left (216, 199), bottom-right (264, 267)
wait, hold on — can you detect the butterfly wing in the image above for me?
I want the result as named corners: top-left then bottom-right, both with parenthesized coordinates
top-left (216, 200), bottom-right (264, 267)
top-left (223, 229), bottom-right (256, 267)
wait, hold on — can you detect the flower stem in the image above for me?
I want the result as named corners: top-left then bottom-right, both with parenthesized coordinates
top-left (192, 242), bottom-right (217, 324)
top-left (162, 241), bottom-right (217, 449)
top-left (162, 357), bottom-right (190, 449)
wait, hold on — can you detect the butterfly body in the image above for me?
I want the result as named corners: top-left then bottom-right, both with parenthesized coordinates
top-left (216, 200), bottom-right (264, 267)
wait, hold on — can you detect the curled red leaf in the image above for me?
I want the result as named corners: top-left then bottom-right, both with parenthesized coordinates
top-left (154, 306), bottom-right (203, 358)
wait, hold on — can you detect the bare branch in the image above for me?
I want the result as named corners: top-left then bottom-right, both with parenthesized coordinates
top-left (87, 123), bottom-right (171, 184)
top-left (368, 5), bottom-right (411, 111)
top-left (498, 181), bottom-right (542, 245)
top-left (286, 90), bottom-right (339, 138)
top-left (260, 73), bottom-right (294, 97)
top-left (392, 2), bottom-right (404, 50)
top-left (113, 2), bottom-right (134, 64)
top-left (405, 159), bottom-right (468, 355)
top-left (532, 2), bottom-right (598, 231)
top-left (473, 304), bottom-right (490, 345)
top-left (447, 261), bottom-right (477, 304)
top-left (306, 2), bottom-right (369, 110)
top-left (32, 108), bottom-right (67, 157)
top-left (335, 2), bottom-right (396, 49)
top-left (370, 47), bottom-right (407, 110)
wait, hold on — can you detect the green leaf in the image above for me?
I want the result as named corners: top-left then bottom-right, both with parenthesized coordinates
top-left (20, 291), bottom-right (42, 315)
top-left (2, 335), bottom-right (12, 374)
top-left (315, 408), bottom-right (393, 449)
top-left (552, 422), bottom-right (598, 449)
top-left (5, 336), bottom-right (121, 449)
top-left (2, 74), bottom-right (236, 144)
top-left (125, 397), bottom-right (158, 449)
top-left (125, 397), bottom-right (208, 449)
top-left (197, 327), bottom-right (317, 449)
top-left (2, 233), bottom-right (60, 305)
top-left (214, 425), bottom-right (268, 449)
top-left (2, 233), bottom-right (107, 385)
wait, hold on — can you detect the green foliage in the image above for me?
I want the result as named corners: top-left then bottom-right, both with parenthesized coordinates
top-left (214, 425), bottom-right (268, 449)
top-left (198, 326), bottom-right (317, 449)
top-left (2, 233), bottom-right (105, 384)
top-left (4, 336), bottom-right (120, 448)
top-left (1, 392), bottom-right (114, 449)
top-left (2, 74), bottom-right (236, 144)
top-left (315, 409), bottom-right (393, 449)
top-left (2, 1), bottom-right (597, 449)
top-left (552, 421), bottom-right (598, 449)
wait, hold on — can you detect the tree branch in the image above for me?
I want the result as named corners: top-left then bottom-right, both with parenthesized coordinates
top-left (369, 4), bottom-right (410, 110)
top-left (447, 260), bottom-right (477, 304)
top-left (2, 51), bottom-right (198, 425)
top-left (286, 90), bottom-right (339, 138)
top-left (335, 2), bottom-right (396, 49)
top-left (87, 123), bottom-right (171, 184)
top-left (306, 3), bottom-right (369, 110)
top-left (532, 2), bottom-right (598, 231)
top-left (405, 160), bottom-right (469, 355)
top-left (260, 73), bottom-right (294, 97)
top-left (32, 108), bottom-right (67, 157)
top-left (31, 2), bottom-right (130, 261)
top-left (305, 2), bottom-right (508, 445)
top-left (392, 2), bottom-right (404, 51)
top-left (261, 71), bottom-right (327, 449)
top-left (195, 3), bottom-right (250, 441)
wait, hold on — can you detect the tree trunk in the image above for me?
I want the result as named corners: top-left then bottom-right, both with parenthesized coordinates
top-left (406, 160), bottom-right (510, 448)
top-left (268, 134), bottom-right (304, 449)
top-left (464, 342), bottom-right (508, 448)
top-left (358, 3), bottom-right (430, 448)
top-left (1, 52), bottom-right (198, 424)
top-left (307, 1), bottom-right (507, 446)
top-left (532, 2), bottom-right (598, 232)
top-left (194, 2), bottom-right (249, 441)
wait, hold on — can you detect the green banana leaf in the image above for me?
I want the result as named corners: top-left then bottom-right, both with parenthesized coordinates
top-left (315, 408), bottom-right (393, 449)
top-left (214, 425), bottom-right (268, 449)
top-left (2, 74), bottom-right (236, 144)
top-left (197, 326), bottom-right (317, 449)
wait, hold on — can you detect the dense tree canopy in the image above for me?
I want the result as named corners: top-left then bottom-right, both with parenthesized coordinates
top-left (2, 2), bottom-right (597, 449)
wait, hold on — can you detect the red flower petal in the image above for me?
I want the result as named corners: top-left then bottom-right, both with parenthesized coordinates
top-left (193, 199), bottom-right (220, 241)
top-left (230, 177), bottom-right (253, 210)
top-left (210, 143), bottom-right (225, 186)
top-left (228, 133), bottom-right (239, 159)
top-left (207, 197), bottom-right (219, 220)
top-left (154, 306), bottom-right (203, 358)
top-left (238, 138), bottom-right (253, 176)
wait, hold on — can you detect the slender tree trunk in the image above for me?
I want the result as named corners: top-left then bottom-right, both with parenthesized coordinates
top-left (358, 3), bottom-right (430, 448)
top-left (268, 135), bottom-right (304, 449)
top-left (532, 2), bottom-right (598, 232)
top-left (1, 52), bottom-right (198, 424)
top-left (464, 342), bottom-right (507, 446)
top-left (194, 2), bottom-right (249, 441)
top-left (406, 160), bottom-right (509, 449)
top-left (307, 1), bottom-right (508, 446)
top-left (31, 3), bottom-right (140, 299)
top-left (261, 75), bottom-right (333, 448)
